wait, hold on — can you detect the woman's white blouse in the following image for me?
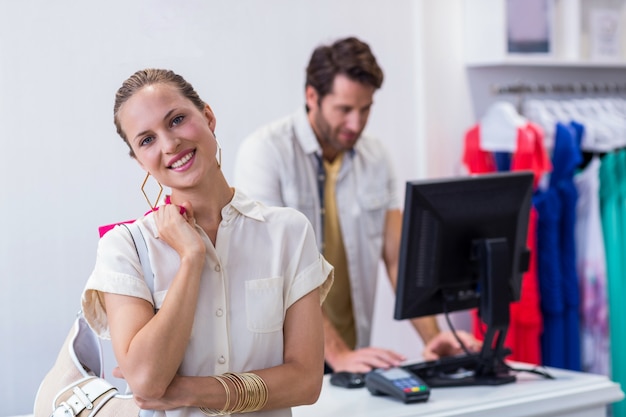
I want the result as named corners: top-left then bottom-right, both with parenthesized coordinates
top-left (82, 189), bottom-right (333, 417)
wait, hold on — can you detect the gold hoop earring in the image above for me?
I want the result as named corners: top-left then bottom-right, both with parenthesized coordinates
top-left (141, 172), bottom-right (163, 210)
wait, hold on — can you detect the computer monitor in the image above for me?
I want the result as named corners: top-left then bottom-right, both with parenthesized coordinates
top-left (394, 171), bottom-right (534, 386)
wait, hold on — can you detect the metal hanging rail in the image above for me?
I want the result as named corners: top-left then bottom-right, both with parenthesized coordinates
top-left (491, 81), bottom-right (626, 95)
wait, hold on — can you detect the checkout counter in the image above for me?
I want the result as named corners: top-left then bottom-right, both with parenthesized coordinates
top-left (293, 364), bottom-right (624, 417)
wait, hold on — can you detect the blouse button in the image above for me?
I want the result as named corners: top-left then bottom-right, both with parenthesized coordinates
top-left (214, 264), bottom-right (221, 272)
top-left (216, 308), bottom-right (223, 317)
top-left (218, 356), bottom-right (226, 364)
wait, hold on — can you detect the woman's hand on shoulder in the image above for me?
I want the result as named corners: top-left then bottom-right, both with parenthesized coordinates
top-left (154, 202), bottom-right (205, 261)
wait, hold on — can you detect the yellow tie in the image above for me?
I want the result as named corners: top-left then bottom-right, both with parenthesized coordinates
top-left (322, 153), bottom-right (356, 349)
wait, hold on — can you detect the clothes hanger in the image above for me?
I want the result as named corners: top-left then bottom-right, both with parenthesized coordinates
top-left (572, 98), bottom-right (623, 152)
top-left (479, 101), bottom-right (527, 152)
top-left (541, 99), bottom-right (571, 123)
top-left (522, 99), bottom-right (556, 151)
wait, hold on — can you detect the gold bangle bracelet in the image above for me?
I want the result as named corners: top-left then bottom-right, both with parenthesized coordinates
top-left (247, 373), bottom-right (268, 410)
top-left (223, 372), bottom-right (268, 413)
top-left (198, 375), bottom-right (232, 416)
top-left (214, 375), bottom-right (231, 414)
top-left (224, 372), bottom-right (247, 413)
top-left (200, 372), bottom-right (269, 414)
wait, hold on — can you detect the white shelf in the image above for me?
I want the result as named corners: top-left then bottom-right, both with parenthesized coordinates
top-left (466, 57), bottom-right (626, 68)
top-left (464, 0), bottom-right (626, 69)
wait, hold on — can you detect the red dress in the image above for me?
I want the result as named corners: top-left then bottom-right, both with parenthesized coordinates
top-left (462, 122), bottom-right (551, 365)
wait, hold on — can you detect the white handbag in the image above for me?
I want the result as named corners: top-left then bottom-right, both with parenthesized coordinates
top-left (34, 223), bottom-right (154, 417)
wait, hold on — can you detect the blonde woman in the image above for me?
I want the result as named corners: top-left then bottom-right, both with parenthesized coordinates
top-left (82, 68), bottom-right (333, 417)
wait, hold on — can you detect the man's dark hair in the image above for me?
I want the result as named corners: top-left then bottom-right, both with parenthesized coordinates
top-left (305, 37), bottom-right (384, 101)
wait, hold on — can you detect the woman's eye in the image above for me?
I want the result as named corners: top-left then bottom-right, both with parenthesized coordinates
top-left (140, 136), bottom-right (154, 146)
top-left (172, 115), bottom-right (184, 126)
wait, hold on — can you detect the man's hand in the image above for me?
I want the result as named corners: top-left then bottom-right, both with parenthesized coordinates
top-left (330, 347), bottom-right (406, 373)
top-left (422, 330), bottom-right (482, 361)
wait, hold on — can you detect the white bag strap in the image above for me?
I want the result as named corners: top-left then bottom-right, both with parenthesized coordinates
top-left (120, 222), bottom-right (156, 417)
top-left (51, 377), bottom-right (117, 417)
top-left (121, 222), bottom-right (155, 300)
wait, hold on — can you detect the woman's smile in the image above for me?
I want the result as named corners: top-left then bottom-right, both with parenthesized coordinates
top-left (168, 149), bottom-right (196, 171)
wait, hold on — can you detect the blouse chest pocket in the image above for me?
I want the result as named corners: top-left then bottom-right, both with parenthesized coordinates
top-left (245, 277), bottom-right (284, 333)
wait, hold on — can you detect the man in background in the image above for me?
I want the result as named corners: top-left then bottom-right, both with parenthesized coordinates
top-left (234, 36), bottom-right (479, 373)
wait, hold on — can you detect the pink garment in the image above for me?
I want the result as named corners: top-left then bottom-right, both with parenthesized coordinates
top-left (462, 122), bottom-right (551, 365)
top-left (98, 196), bottom-right (185, 237)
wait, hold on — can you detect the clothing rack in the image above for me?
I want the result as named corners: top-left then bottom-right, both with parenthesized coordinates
top-left (491, 81), bottom-right (626, 96)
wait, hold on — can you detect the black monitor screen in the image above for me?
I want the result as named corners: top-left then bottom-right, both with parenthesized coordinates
top-left (394, 171), bottom-right (533, 323)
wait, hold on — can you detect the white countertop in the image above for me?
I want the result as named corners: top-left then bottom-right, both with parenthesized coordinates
top-left (293, 364), bottom-right (624, 417)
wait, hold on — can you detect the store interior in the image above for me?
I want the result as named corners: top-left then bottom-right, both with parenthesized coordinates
top-left (2, 0), bottom-right (626, 415)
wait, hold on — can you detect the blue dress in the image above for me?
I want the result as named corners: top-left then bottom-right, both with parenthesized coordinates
top-left (534, 121), bottom-right (582, 370)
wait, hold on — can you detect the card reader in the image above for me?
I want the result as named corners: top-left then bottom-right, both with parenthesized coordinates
top-left (365, 367), bottom-right (430, 403)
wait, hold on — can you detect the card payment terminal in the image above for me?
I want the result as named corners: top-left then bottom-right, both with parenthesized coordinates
top-left (365, 367), bottom-right (430, 403)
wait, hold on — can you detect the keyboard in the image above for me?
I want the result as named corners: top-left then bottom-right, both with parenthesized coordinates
top-left (402, 351), bottom-right (516, 387)
top-left (403, 353), bottom-right (479, 378)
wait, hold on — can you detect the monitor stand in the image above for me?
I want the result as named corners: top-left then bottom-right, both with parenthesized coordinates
top-left (452, 238), bottom-right (517, 387)
top-left (407, 238), bottom-right (517, 388)
top-left (404, 345), bottom-right (515, 388)
top-left (471, 238), bottom-right (517, 386)
top-left (421, 369), bottom-right (515, 388)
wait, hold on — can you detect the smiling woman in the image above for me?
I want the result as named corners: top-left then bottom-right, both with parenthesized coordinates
top-left (79, 69), bottom-right (334, 417)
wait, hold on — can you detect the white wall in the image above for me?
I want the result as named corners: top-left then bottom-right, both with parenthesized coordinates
top-left (369, 0), bottom-right (475, 361)
top-left (0, 1), bottom-right (434, 415)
